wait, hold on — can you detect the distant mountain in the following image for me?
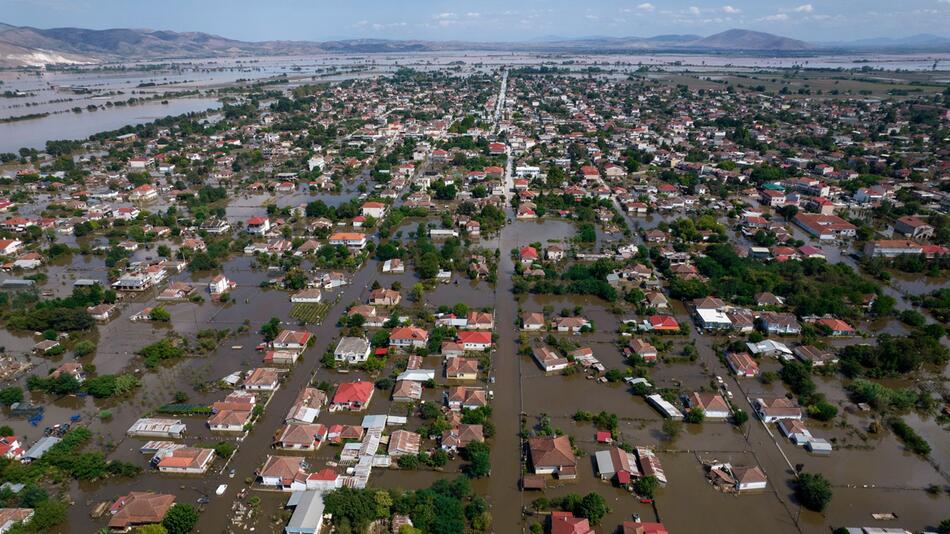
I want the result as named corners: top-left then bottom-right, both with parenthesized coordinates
top-left (686, 29), bottom-right (810, 51)
top-left (0, 22), bottom-right (947, 67)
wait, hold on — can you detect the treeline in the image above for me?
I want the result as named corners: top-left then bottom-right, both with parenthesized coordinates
top-left (669, 244), bottom-right (879, 318)
top-left (4, 285), bottom-right (114, 333)
top-left (323, 477), bottom-right (490, 534)
top-left (514, 258), bottom-right (619, 302)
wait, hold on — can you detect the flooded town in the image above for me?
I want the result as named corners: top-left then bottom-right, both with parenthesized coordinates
top-left (0, 12), bottom-right (949, 534)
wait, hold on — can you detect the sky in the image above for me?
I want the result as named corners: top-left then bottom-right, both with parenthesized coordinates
top-left (3, 0), bottom-right (950, 42)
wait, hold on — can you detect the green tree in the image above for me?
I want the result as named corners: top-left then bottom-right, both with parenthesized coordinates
top-left (461, 441), bottom-right (491, 478)
top-left (0, 386), bottom-right (23, 406)
top-left (577, 492), bottom-right (608, 525)
top-left (150, 306), bottom-right (171, 322)
top-left (162, 504), bottom-right (199, 534)
top-left (794, 472), bottom-right (833, 512)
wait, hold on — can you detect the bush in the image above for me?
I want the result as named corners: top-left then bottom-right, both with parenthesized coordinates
top-left (163, 504), bottom-right (199, 534)
top-left (807, 401), bottom-right (838, 422)
top-left (0, 386), bottom-right (23, 406)
top-left (684, 407), bottom-right (705, 424)
top-left (889, 418), bottom-right (931, 455)
top-left (794, 472), bottom-right (833, 512)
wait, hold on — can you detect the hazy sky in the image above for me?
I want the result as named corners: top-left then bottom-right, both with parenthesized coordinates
top-left (3, 0), bottom-right (950, 42)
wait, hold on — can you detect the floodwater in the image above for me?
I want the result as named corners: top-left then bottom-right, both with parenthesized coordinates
top-left (0, 97), bottom-right (221, 153)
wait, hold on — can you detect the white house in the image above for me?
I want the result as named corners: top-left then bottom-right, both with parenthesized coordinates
top-left (333, 337), bottom-right (372, 364)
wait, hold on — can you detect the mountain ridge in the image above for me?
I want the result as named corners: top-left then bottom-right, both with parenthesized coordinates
top-left (1, 23), bottom-right (948, 67)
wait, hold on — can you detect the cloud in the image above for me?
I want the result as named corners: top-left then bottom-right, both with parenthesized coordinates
top-left (759, 13), bottom-right (789, 21)
top-left (721, 5), bottom-right (741, 14)
top-left (636, 2), bottom-right (655, 12)
top-left (688, 6), bottom-right (701, 15)
top-left (793, 4), bottom-right (814, 13)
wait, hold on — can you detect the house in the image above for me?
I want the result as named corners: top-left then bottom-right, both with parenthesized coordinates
top-left (441, 424), bottom-right (484, 452)
top-left (108, 492), bottom-right (175, 531)
top-left (284, 490), bottom-right (326, 534)
top-left (0, 437), bottom-right (23, 461)
top-left (726, 352), bottom-right (759, 377)
top-left (793, 213), bottom-right (856, 240)
top-left (347, 304), bottom-right (383, 327)
top-left (156, 447), bottom-right (215, 474)
top-left (622, 521), bottom-right (669, 534)
top-left (264, 350), bottom-right (300, 365)
top-left (0, 509), bottom-right (33, 533)
top-left (243, 368), bottom-right (281, 391)
top-left (440, 341), bottom-right (466, 358)
top-left (529, 436), bottom-right (577, 478)
top-left (457, 331), bottom-right (492, 351)
top-left (361, 201), bottom-right (386, 219)
top-left (688, 392), bottom-right (730, 419)
top-left (532, 346), bottom-right (569, 372)
top-left (275, 424), bottom-right (328, 450)
top-left (815, 318), bottom-right (855, 336)
top-left (391, 380), bottom-right (422, 402)
top-left (389, 326), bottom-right (429, 348)
top-left (207, 409), bottom-right (252, 432)
top-left (290, 288), bottom-right (322, 303)
top-left (628, 339), bottom-right (658, 362)
top-left (388, 430), bottom-right (421, 457)
top-left (732, 465), bottom-right (768, 491)
top-left (635, 447), bottom-right (667, 485)
top-left (793, 345), bottom-right (838, 366)
top-left (779, 419), bottom-right (813, 445)
top-left (329, 381), bottom-right (374, 411)
top-left (746, 339), bottom-right (793, 360)
top-left (50, 362), bottom-right (85, 383)
top-left (521, 312), bottom-right (546, 331)
top-left (552, 316), bottom-right (590, 334)
top-left (594, 446), bottom-right (640, 485)
top-left (519, 246), bottom-right (539, 266)
top-left (546, 245), bottom-right (566, 262)
top-left (286, 388), bottom-right (327, 424)
top-left (257, 456), bottom-right (308, 490)
top-left (0, 240), bottom-right (22, 256)
top-left (465, 310), bottom-right (494, 330)
top-left (550, 511), bottom-right (594, 534)
top-left (208, 274), bottom-right (236, 294)
top-left (20, 436), bottom-right (60, 463)
top-left (753, 397), bottom-right (803, 423)
top-left (333, 337), bottom-right (371, 364)
top-left (369, 288), bottom-right (401, 306)
top-left (647, 315), bottom-right (680, 332)
top-left (129, 184), bottom-right (158, 201)
top-left (445, 386), bottom-right (487, 411)
top-left (758, 312), bottom-right (801, 335)
top-left (127, 418), bottom-right (186, 439)
top-left (754, 292), bottom-right (785, 307)
top-left (894, 215), bottom-right (934, 239)
top-left (382, 258), bottom-right (405, 273)
top-left (328, 232), bottom-right (367, 249)
top-left (446, 357), bottom-right (479, 380)
top-left (246, 216), bottom-right (271, 235)
top-left (694, 307), bottom-right (732, 330)
top-left (273, 330), bottom-right (313, 351)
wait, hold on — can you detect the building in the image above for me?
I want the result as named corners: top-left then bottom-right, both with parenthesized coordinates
top-left (290, 289), bottom-right (322, 303)
top-left (445, 357), bottom-right (479, 380)
top-left (286, 388), bottom-right (327, 424)
top-left (333, 337), bottom-right (372, 364)
top-left (793, 213), bottom-right (856, 240)
top-left (243, 368), bottom-right (281, 391)
top-left (646, 394), bottom-right (684, 420)
top-left (793, 345), bottom-right (838, 366)
top-left (521, 312), bottom-right (546, 331)
top-left (594, 447), bottom-right (640, 485)
top-left (457, 331), bottom-right (492, 351)
top-left (284, 490), bottom-right (326, 534)
top-left (753, 397), bottom-right (803, 423)
top-left (127, 418), bottom-right (186, 438)
top-left (329, 381), bottom-right (374, 411)
top-left (328, 232), bottom-right (367, 249)
top-left (360, 201), bottom-right (386, 219)
top-left (732, 465), bottom-right (768, 491)
top-left (275, 424), bottom-right (328, 451)
top-left (389, 326), bottom-right (429, 348)
top-left (208, 274), bottom-right (236, 295)
top-left (549, 511), bottom-right (594, 534)
top-left (628, 339), bottom-right (658, 362)
top-left (156, 447), bottom-right (214, 474)
top-left (726, 352), bottom-right (759, 377)
top-left (108, 492), bottom-right (175, 531)
top-left (258, 456), bottom-right (308, 490)
top-left (552, 316), bottom-right (591, 334)
top-left (688, 392), bottom-right (730, 419)
top-left (622, 521), bottom-right (669, 534)
top-left (893, 216), bottom-right (934, 239)
top-left (863, 239), bottom-right (924, 258)
top-left (758, 312), bottom-right (801, 335)
top-left (532, 346), bottom-right (569, 372)
top-left (0, 509), bottom-right (32, 533)
top-left (528, 436), bottom-right (576, 478)
top-left (273, 330), bottom-right (313, 351)
top-left (387, 430), bottom-right (422, 456)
